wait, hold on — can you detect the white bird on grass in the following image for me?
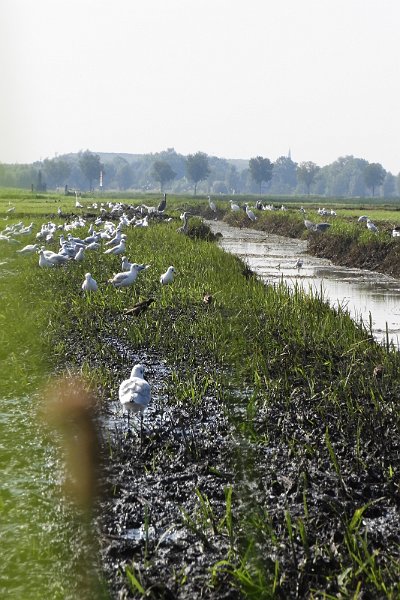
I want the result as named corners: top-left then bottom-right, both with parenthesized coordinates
top-left (104, 239), bottom-right (126, 255)
top-left (74, 247), bottom-right (85, 262)
top-left (38, 249), bottom-right (54, 268)
top-left (160, 266), bottom-right (176, 285)
top-left (119, 363), bottom-right (151, 443)
top-left (82, 272), bottom-right (98, 292)
top-left (367, 219), bottom-right (378, 233)
top-left (230, 200), bottom-right (240, 212)
top-left (108, 263), bottom-right (143, 288)
top-left (39, 248), bottom-right (70, 266)
top-left (17, 243), bottom-right (39, 254)
top-left (121, 255), bottom-right (133, 271)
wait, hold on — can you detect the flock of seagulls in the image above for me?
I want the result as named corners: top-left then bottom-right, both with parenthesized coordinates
top-left (8, 199), bottom-right (180, 305)
top-left (7, 198), bottom-right (180, 442)
top-left (5, 194), bottom-right (396, 443)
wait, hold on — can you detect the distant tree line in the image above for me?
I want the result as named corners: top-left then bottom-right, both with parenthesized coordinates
top-left (0, 147), bottom-right (397, 197)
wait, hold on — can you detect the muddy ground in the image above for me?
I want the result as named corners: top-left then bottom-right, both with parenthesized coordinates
top-left (61, 210), bottom-right (400, 598)
top-left (90, 320), bottom-right (400, 600)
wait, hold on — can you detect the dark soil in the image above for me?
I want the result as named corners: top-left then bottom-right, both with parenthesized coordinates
top-left (79, 314), bottom-right (400, 600)
top-left (58, 209), bottom-right (400, 599)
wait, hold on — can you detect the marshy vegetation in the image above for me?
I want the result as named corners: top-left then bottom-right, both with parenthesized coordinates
top-left (1, 189), bottom-right (400, 599)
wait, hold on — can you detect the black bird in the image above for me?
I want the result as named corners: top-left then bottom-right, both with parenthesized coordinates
top-left (124, 298), bottom-right (155, 316)
top-left (157, 193), bottom-right (167, 212)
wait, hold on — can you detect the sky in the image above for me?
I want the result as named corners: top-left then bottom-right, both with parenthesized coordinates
top-left (1, 0), bottom-right (400, 173)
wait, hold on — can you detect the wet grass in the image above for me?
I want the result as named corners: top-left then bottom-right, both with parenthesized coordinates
top-left (1, 190), bottom-right (400, 598)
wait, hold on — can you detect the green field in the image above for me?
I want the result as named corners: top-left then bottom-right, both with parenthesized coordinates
top-left (1, 189), bottom-right (400, 599)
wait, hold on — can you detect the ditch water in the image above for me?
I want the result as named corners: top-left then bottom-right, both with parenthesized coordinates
top-left (208, 220), bottom-right (400, 348)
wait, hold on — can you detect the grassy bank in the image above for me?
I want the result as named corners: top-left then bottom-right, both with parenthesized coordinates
top-left (1, 190), bottom-right (400, 598)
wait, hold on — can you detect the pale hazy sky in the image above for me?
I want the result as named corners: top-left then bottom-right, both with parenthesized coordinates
top-left (2, 0), bottom-right (400, 173)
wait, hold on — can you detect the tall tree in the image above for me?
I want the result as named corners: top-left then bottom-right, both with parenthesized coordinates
top-left (270, 155), bottom-right (297, 193)
top-left (42, 158), bottom-right (71, 188)
top-left (249, 156), bottom-right (273, 194)
top-left (78, 150), bottom-right (103, 191)
top-left (186, 152), bottom-right (210, 195)
top-left (364, 163), bottom-right (386, 196)
top-left (151, 160), bottom-right (176, 192)
top-left (296, 161), bottom-right (320, 195)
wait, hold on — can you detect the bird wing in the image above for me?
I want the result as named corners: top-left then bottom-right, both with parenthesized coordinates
top-left (109, 270), bottom-right (132, 285)
top-left (119, 377), bottom-right (151, 411)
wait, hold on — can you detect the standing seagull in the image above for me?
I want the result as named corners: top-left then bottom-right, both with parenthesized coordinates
top-left (104, 238), bottom-right (126, 255)
top-left (230, 200), bottom-right (240, 212)
top-left (108, 263), bottom-right (143, 288)
top-left (119, 364), bottom-right (151, 444)
top-left (160, 266), bottom-right (176, 285)
top-left (82, 272), bottom-right (98, 292)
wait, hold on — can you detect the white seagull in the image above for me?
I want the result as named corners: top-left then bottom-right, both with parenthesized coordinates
top-left (17, 243), bottom-right (39, 254)
top-left (230, 200), bottom-right (240, 212)
top-left (108, 263), bottom-right (143, 288)
top-left (39, 248), bottom-right (70, 266)
top-left (82, 272), bottom-right (98, 292)
top-left (74, 247), bottom-right (85, 262)
top-left (104, 239), bottom-right (126, 255)
top-left (119, 363), bottom-right (151, 441)
top-left (160, 266), bottom-right (176, 285)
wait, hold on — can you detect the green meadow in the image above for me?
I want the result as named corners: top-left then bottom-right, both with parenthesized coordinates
top-left (1, 189), bottom-right (400, 599)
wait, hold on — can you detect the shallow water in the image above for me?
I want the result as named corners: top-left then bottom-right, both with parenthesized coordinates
top-left (208, 221), bottom-right (400, 347)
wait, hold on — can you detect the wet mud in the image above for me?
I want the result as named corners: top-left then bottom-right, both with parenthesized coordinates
top-left (61, 308), bottom-right (400, 599)
top-left (57, 210), bottom-right (400, 598)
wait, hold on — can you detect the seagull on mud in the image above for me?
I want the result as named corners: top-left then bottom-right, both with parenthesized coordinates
top-left (119, 363), bottom-right (151, 443)
top-left (160, 265), bottom-right (176, 285)
top-left (82, 272), bottom-right (98, 292)
top-left (295, 258), bottom-right (303, 269)
top-left (108, 263), bottom-right (144, 288)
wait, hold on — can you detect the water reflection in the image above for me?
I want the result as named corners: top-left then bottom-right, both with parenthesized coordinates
top-left (208, 221), bottom-right (400, 347)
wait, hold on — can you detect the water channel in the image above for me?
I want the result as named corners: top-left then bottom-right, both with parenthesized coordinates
top-left (207, 220), bottom-right (400, 348)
